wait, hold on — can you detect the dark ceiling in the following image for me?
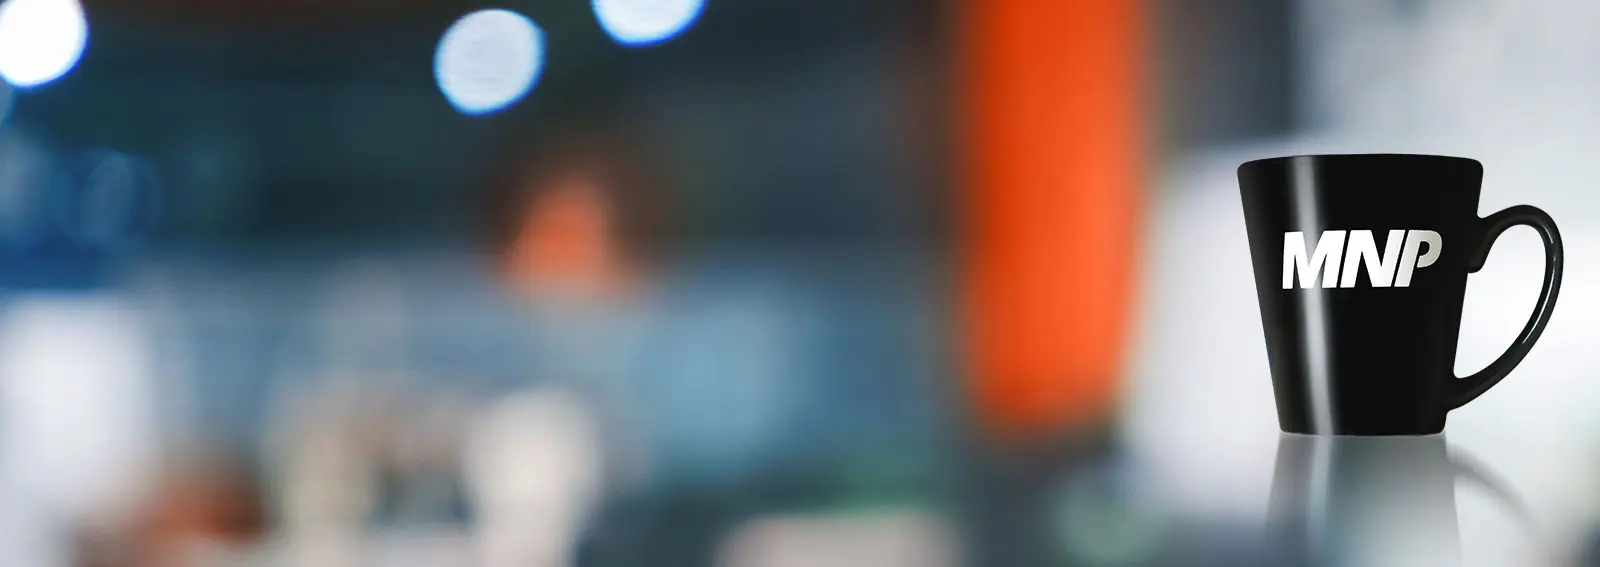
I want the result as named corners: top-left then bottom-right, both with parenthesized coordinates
top-left (3, 0), bottom-right (947, 241)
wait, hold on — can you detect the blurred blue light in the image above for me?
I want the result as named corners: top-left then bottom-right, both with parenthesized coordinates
top-left (57, 149), bottom-right (162, 250)
top-left (593, 0), bottom-right (705, 47)
top-left (0, 0), bottom-right (87, 88)
top-left (0, 82), bottom-right (12, 123)
top-left (0, 132), bottom-right (53, 249)
top-left (434, 9), bottom-right (544, 116)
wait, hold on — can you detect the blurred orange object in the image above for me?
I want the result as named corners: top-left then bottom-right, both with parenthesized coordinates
top-left (119, 457), bottom-right (265, 567)
top-left (508, 171), bottom-right (626, 296)
top-left (961, 0), bottom-right (1145, 438)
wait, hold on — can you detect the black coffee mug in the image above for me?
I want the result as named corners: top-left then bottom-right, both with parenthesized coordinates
top-left (1238, 154), bottom-right (1562, 435)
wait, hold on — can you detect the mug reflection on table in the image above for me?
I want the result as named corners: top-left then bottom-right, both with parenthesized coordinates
top-left (1267, 433), bottom-right (1536, 567)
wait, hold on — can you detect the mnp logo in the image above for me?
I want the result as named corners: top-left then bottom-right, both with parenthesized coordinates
top-left (1282, 230), bottom-right (1441, 289)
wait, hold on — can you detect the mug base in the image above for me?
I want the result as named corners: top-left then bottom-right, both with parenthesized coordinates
top-left (1278, 428), bottom-right (1445, 438)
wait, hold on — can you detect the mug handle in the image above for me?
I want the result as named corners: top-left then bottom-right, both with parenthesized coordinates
top-left (1447, 205), bottom-right (1563, 410)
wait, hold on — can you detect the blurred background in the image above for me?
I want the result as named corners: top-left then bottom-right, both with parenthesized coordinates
top-left (1, 0), bottom-right (1599, 565)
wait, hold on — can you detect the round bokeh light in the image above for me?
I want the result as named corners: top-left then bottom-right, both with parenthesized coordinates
top-left (593, 0), bottom-right (705, 47)
top-left (434, 9), bottom-right (544, 115)
top-left (0, 0), bottom-right (88, 88)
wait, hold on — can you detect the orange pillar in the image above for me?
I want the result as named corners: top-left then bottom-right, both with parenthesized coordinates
top-left (961, 0), bottom-right (1145, 438)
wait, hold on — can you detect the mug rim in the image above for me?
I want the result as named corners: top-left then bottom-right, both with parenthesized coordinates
top-left (1239, 153), bottom-right (1481, 172)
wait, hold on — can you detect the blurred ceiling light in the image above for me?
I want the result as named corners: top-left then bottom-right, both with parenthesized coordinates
top-left (592, 0), bottom-right (705, 47)
top-left (0, 0), bottom-right (87, 88)
top-left (434, 9), bottom-right (543, 116)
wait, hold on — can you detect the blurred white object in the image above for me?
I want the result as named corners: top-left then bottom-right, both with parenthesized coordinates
top-left (1301, 0), bottom-right (1600, 139)
top-left (0, 0), bottom-right (86, 88)
top-left (0, 294), bottom-right (158, 564)
top-left (0, 486), bottom-right (69, 567)
top-left (277, 424), bottom-right (376, 567)
top-left (433, 9), bottom-right (543, 115)
top-left (716, 509), bottom-right (960, 567)
top-left (464, 389), bottom-right (603, 567)
top-left (265, 376), bottom-right (387, 567)
top-left (1122, 146), bottom-right (1283, 523)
